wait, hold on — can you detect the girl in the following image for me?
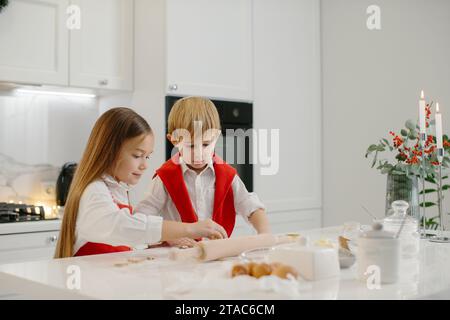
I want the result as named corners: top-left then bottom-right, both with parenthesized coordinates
top-left (54, 107), bottom-right (227, 258)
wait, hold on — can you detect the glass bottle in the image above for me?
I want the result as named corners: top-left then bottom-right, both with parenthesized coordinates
top-left (383, 200), bottom-right (420, 259)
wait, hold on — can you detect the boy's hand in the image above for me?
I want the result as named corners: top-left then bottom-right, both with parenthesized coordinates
top-left (188, 219), bottom-right (228, 240)
top-left (165, 238), bottom-right (197, 248)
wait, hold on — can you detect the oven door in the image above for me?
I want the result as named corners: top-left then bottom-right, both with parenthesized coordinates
top-left (215, 130), bottom-right (253, 192)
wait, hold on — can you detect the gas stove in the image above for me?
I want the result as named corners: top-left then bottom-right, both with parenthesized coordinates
top-left (0, 202), bottom-right (46, 223)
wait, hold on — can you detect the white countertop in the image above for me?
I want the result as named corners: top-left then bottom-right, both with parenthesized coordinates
top-left (0, 219), bottom-right (61, 235)
top-left (1, 226), bottom-right (450, 300)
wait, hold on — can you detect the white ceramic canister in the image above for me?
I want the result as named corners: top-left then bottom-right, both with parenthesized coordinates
top-left (357, 223), bottom-right (400, 284)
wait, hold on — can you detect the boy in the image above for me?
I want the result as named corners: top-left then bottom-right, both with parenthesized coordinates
top-left (136, 96), bottom-right (270, 243)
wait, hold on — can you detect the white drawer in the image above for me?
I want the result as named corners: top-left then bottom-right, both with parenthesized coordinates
top-left (0, 220), bottom-right (61, 235)
top-left (0, 231), bottom-right (59, 252)
top-left (0, 231), bottom-right (60, 264)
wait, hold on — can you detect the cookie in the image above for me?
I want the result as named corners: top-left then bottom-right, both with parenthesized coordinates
top-left (251, 263), bottom-right (272, 278)
top-left (231, 264), bottom-right (250, 277)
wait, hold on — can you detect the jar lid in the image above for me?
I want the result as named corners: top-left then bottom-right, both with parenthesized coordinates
top-left (383, 200), bottom-right (418, 230)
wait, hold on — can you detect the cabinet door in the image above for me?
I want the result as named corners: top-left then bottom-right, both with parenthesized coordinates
top-left (0, 0), bottom-right (69, 86)
top-left (253, 0), bottom-right (322, 215)
top-left (0, 231), bottom-right (59, 264)
top-left (69, 0), bottom-right (133, 91)
top-left (166, 0), bottom-right (252, 101)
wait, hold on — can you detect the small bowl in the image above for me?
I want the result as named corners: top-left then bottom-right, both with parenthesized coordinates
top-left (338, 248), bottom-right (356, 269)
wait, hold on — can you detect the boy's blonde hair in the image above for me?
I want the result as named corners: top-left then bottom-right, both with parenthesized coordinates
top-left (168, 96), bottom-right (221, 143)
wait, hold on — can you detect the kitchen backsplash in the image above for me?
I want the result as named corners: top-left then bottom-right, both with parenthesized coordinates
top-left (0, 93), bottom-right (98, 206)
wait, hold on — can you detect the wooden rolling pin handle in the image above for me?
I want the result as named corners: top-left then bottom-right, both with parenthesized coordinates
top-left (168, 246), bottom-right (202, 261)
top-left (275, 235), bottom-right (299, 245)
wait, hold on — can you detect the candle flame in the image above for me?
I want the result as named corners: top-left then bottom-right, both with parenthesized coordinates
top-left (421, 90), bottom-right (425, 99)
top-left (437, 102), bottom-right (440, 113)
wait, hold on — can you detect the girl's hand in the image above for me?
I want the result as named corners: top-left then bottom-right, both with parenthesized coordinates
top-left (165, 238), bottom-right (197, 248)
top-left (187, 219), bottom-right (228, 240)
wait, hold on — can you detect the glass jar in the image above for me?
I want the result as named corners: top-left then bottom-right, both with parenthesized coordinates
top-left (383, 200), bottom-right (420, 259)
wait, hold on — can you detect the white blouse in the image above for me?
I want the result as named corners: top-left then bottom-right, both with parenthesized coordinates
top-left (135, 158), bottom-right (265, 225)
top-left (74, 175), bottom-right (163, 254)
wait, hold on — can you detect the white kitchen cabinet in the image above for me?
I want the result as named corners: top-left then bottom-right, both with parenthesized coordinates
top-left (0, 0), bottom-right (69, 86)
top-left (0, 231), bottom-right (59, 265)
top-left (139, 0), bottom-right (322, 230)
top-left (0, 220), bottom-right (61, 265)
top-left (166, 0), bottom-right (322, 221)
top-left (252, 0), bottom-right (322, 221)
top-left (69, 0), bottom-right (134, 91)
top-left (166, 0), bottom-right (252, 101)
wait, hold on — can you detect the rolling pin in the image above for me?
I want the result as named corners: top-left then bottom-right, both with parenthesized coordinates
top-left (169, 234), bottom-right (297, 262)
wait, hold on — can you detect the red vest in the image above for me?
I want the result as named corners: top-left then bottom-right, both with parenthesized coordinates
top-left (74, 202), bottom-right (133, 257)
top-left (155, 154), bottom-right (237, 237)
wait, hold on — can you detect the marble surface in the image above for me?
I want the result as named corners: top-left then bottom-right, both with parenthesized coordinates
top-left (1, 226), bottom-right (450, 300)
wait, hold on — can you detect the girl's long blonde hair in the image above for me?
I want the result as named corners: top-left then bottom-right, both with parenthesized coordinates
top-left (54, 107), bottom-right (152, 258)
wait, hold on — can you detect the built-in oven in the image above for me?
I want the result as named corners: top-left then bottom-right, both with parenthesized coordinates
top-left (165, 96), bottom-right (253, 191)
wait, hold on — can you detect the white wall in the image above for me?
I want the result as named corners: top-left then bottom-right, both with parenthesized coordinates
top-left (321, 0), bottom-right (450, 227)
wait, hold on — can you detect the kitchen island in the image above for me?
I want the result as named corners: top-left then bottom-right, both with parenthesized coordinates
top-left (1, 226), bottom-right (450, 300)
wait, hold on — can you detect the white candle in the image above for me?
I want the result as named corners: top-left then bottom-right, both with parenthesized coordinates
top-left (436, 102), bottom-right (443, 150)
top-left (419, 90), bottom-right (426, 134)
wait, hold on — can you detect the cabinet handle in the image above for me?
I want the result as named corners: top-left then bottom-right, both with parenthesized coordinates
top-left (168, 84), bottom-right (178, 91)
top-left (99, 79), bottom-right (109, 86)
top-left (48, 235), bottom-right (58, 243)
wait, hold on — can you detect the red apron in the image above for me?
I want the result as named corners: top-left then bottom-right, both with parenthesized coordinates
top-left (74, 202), bottom-right (133, 257)
top-left (154, 153), bottom-right (237, 237)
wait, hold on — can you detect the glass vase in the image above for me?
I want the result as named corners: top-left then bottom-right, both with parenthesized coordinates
top-left (385, 173), bottom-right (419, 219)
